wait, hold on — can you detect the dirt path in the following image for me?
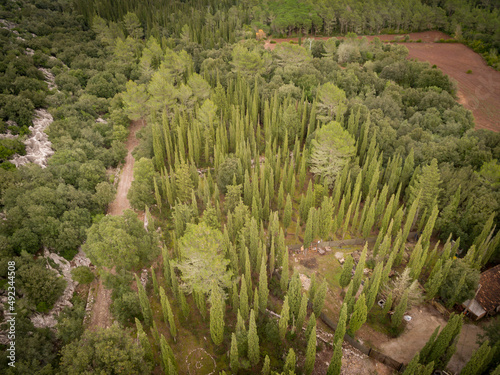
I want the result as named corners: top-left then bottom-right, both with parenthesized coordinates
top-left (264, 31), bottom-right (500, 132)
top-left (377, 305), bottom-right (483, 373)
top-left (107, 119), bottom-right (143, 215)
top-left (88, 120), bottom-right (144, 330)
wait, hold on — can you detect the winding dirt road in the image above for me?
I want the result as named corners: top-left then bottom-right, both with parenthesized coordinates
top-left (89, 119), bottom-right (144, 330)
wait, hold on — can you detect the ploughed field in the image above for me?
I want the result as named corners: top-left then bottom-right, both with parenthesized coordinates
top-left (265, 31), bottom-right (500, 132)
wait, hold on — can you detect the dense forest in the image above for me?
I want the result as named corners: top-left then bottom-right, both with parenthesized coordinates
top-left (0, 0), bottom-right (500, 374)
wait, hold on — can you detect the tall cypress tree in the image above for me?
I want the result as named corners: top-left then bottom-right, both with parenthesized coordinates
top-left (262, 355), bottom-right (271, 375)
top-left (230, 332), bottom-right (239, 371)
top-left (279, 296), bottom-right (290, 341)
top-left (160, 286), bottom-right (177, 341)
top-left (391, 289), bottom-right (408, 329)
top-left (352, 243), bottom-right (367, 294)
top-left (209, 282), bottom-right (224, 346)
top-left (296, 293), bottom-right (308, 333)
top-left (339, 255), bottom-right (354, 290)
top-left (240, 277), bottom-right (249, 321)
top-left (135, 318), bottom-right (153, 362)
top-left (460, 341), bottom-right (491, 375)
top-left (281, 249), bottom-right (289, 292)
top-left (284, 348), bottom-right (296, 374)
top-left (135, 273), bottom-right (152, 327)
top-left (348, 293), bottom-right (367, 336)
top-left (248, 309), bottom-right (260, 366)
top-left (327, 341), bottom-right (343, 375)
top-left (259, 253), bottom-right (269, 314)
top-left (333, 302), bottom-right (347, 346)
top-left (313, 280), bottom-right (328, 317)
top-left (283, 194), bottom-right (293, 233)
top-left (365, 262), bottom-right (383, 311)
top-left (304, 323), bottom-right (317, 375)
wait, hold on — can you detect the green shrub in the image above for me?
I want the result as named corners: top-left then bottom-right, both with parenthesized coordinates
top-left (71, 266), bottom-right (94, 284)
top-left (466, 69), bottom-right (472, 74)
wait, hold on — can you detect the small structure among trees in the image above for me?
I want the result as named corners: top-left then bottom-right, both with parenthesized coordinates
top-left (463, 264), bottom-right (500, 320)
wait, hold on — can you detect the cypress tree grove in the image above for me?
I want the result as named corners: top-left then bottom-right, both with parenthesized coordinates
top-left (209, 283), bottom-right (225, 346)
top-left (365, 262), bottom-right (383, 311)
top-left (402, 352), bottom-right (420, 375)
top-left (288, 270), bottom-right (302, 319)
top-left (248, 309), bottom-right (260, 366)
top-left (352, 243), bottom-right (367, 294)
top-left (283, 193), bottom-right (292, 233)
top-left (259, 253), bottom-right (269, 314)
top-left (281, 249), bottom-right (289, 292)
top-left (305, 312), bottom-right (317, 343)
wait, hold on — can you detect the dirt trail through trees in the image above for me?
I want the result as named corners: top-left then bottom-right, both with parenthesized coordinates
top-left (265, 31), bottom-right (500, 131)
top-left (89, 120), bottom-right (144, 330)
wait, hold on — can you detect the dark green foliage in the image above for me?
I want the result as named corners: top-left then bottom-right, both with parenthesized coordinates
top-left (217, 157), bottom-right (242, 194)
top-left (59, 324), bottom-right (151, 374)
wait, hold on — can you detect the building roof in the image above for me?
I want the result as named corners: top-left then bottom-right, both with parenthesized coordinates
top-left (462, 299), bottom-right (486, 318)
top-left (476, 264), bottom-right (500, 312)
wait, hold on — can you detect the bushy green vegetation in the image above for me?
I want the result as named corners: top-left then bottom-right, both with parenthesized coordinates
top-left (0, 0), bottom-right (499, 374)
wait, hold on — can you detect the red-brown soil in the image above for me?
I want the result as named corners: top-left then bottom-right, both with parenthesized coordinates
top-left (264, 31), bottom-right (500, 132)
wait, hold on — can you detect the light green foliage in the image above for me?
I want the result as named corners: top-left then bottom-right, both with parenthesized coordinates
top-left (83, 210), bottom-right (159, 271)
top-left (327, 341), bottom-right (343, 375)
top-left (316, 83), bottom-right (347, 123)
top-left (279, 296), bottom-right (290, 341)
top-left (309, 121), bottom-right (356, 188)
top-left (240, 277), bottom-right (249, 321)
top-left (281, 248), bottom-right (289, 292)
top-left (259, 254), bottom-right (269, 314)
top-left (135, 273), bottom-right (152, 327)
top-left (391, 290), bottom-right (408, 329)
top-left (352, 243), bottom-right (367, 295)
top-left (283, 348), bottom-right (296, 375)
top-left (288, 271), bottom-right (302, 319)
top-left (262, 355), bottom-right (271, 375)
top-left (460, 341), bottom-right (491, 375)
top-left (296, 293), bottom-right (308, 333)
top-left (128, 157), bottom-right (156, 210)
top-left (135, 318), bottom-right (153, 362)
top-left (59, 323), bottom-right (150, 374)
top-left (160, 287), bottom-right (177, 341)
top-left (333, 303), bottom-right (347, 346)
top-left (230, 333), bottom-right (239, 371)
top-left (70, 266), bottom-right (94, 285)
top-left (174, 222), bottom-right (232, 295)
top-left (348, 293), bottom-right (367, 336)
top-left (313, 280), bottom-right (328, 317)
top-left (339, 255), bottom-right (354, 289)
top-left (304, 323), bottom-right (317, 375)
top-left (248, 309), bottom-right (260, 366)
top-left (408, 159), bottom-right (441, 220)
top-left (175, 162), bottom-right (194, 204)
top-left (283, 194), bottom-right (293, 232)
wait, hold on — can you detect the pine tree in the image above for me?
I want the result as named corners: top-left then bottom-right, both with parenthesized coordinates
top-left (284, 194), bottom-right (293, 233)
top-left (313, 280), bottom-right (328, 317)
top-left (304, 323), bottom-right (317, 375)
top-left (339, 255), bottom-right (354, 290)
top-left (327, 341), bottom-right (343, 375)
top-left (135, 273), bottom-right (152, 327)
top-left (240, 277), bottom-right (249, 321)
top-left (230, 332), bottom-right (239, 371)
top-left (391, 289), bottom-right (408, 328)
top-left (296, 293), bottom-right (308, 333)
top-left (279, 296), bottom-right (290, 341)
top-left (248, 309), bottom-right (260, 366)
top-left (262, 355), bottom-right (271, 375)
top-left (135, 318), bottom-right (153, 362)
top-left (460, 341), bottom-right (491, 375)
top-left (160, 287), bottom-right (177, 341)
top-left (209, 283), bottom-right (225, 346)
top-left (333, 303), bottom-right (347, 346)
top-left (348, 293), bottom-right (367, 336)
top-left (284, 348), bottom-right (296, 374)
